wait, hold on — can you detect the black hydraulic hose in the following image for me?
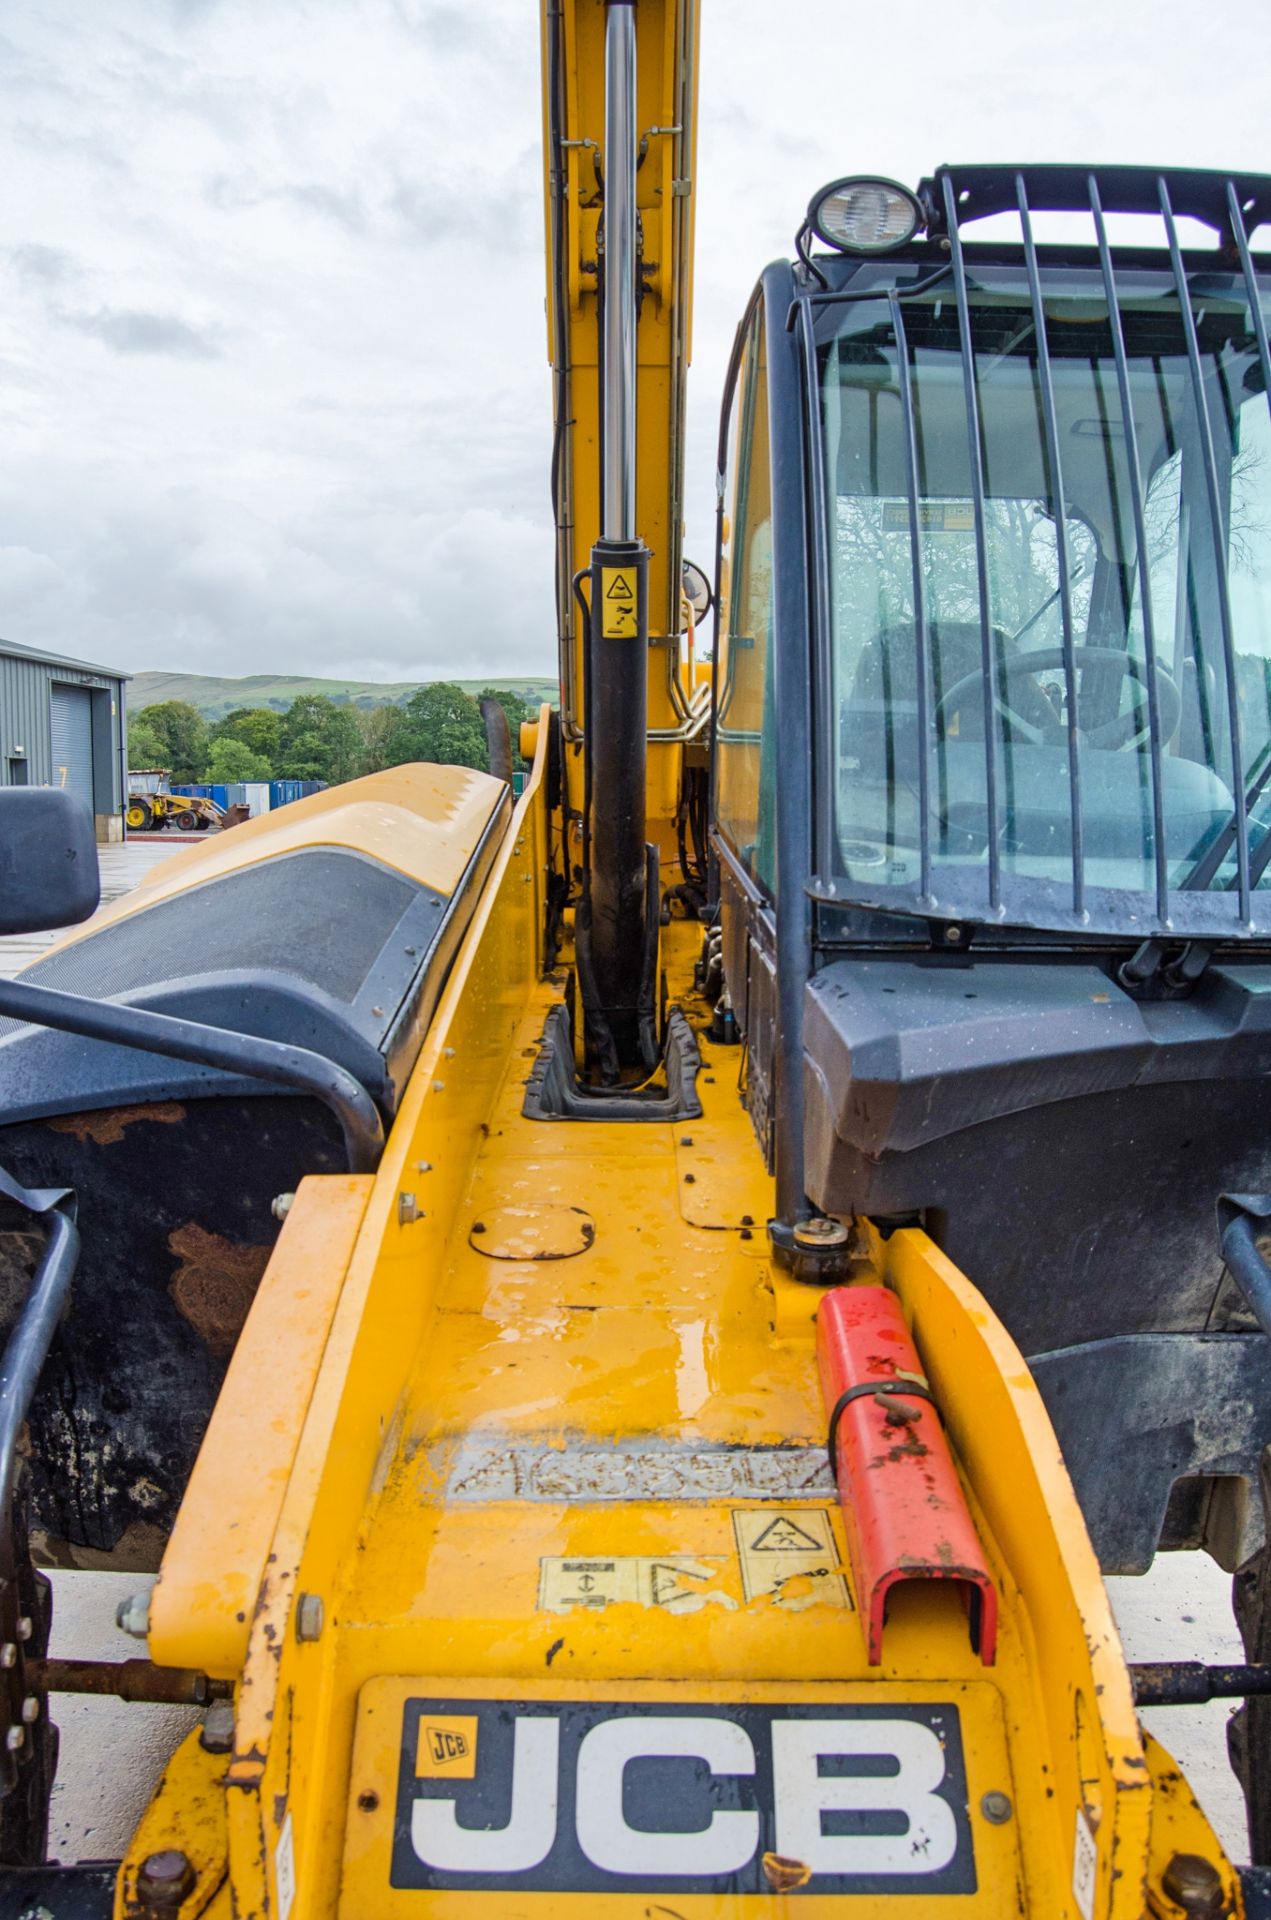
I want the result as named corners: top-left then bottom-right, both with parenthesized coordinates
top-left (0, 1193), bottom-right (77, 1533)
top-left (0, 1172), bottom-right (80, 1798)
top-left (1218, 1200), bottom-right (1271, 1340)
top-left (0, 978), bottom-right (383, 1173)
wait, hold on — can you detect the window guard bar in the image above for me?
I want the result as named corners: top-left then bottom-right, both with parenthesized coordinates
top-left (1015, 171), bottom-right (1088, 918)
top-left (941, 171), bottom-right (1003, 914)
top-left (888, 294), bottom-right (934, 907)
top-left (1159, 176), bottom-right (1252, 922)
top-left (1088, 174), bottom-right (1170, 923)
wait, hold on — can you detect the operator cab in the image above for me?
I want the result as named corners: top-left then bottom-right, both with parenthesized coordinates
top-left (711, 164), bottom-right (1271, 1574)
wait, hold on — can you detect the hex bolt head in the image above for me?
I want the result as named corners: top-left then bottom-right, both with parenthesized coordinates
top-left (980, 1790), bottom-right (1012, 1824)
top-left (137, 1848), bottom-right (197, 1910)
top-left (295, 1592), bottom-right (325, 1643)
top-left (271, 1192), bottom-right (295, 1222)
top-left (398, 1192), bottom-right (420, 1225)
top-left (1161, 1852), bottom-right (1225, 1915)
top-left (200, 1699), bottom-right (235, 1754)
top-left (15, 1617), bottom-right (32, 1643)
top-left (20, 1697), bottom-right (39, 1725)
top-left (0, 1645), bottom-right (17, 1670)
top-left (5, 1726), bottom-right (23, 1752)
top-left (116, 1592), bottom-right (151, 1639)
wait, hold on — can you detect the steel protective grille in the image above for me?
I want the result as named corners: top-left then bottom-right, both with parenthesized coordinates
top-left (807, 164), bottom-right (1271, 941)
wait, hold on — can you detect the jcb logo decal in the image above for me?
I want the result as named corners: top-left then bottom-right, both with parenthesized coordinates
top-left (391, 1699), bottom-right (974, 1894)
top-left (415, 1715), bottom-right (477, 1781)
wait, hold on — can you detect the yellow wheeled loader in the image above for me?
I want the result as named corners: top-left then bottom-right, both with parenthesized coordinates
top-left (126, 769), bottom-right (223, 833)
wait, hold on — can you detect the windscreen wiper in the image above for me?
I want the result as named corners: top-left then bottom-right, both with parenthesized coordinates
top-left (1119, 743), bottom-right (1271, 994)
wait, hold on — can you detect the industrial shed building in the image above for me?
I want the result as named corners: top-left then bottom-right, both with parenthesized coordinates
top-left (0, 636), bottom-right (129, 842)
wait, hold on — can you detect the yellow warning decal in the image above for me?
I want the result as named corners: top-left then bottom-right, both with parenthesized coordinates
top-left (600, 566), bottom-right (638, 638)
top-left (732, 1508), bottom-right (852, 1610)
top-left (416, 1714), bottom-right (478, 1779)
top-left (538, 1554), bottom-right (736, 1614)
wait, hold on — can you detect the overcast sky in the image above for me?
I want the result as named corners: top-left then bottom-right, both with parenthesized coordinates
top-left (2, 0), bottom-right (1269, 685)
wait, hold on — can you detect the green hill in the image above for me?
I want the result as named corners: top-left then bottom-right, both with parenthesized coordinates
top-left (127, 670), bottom-right (559, 719)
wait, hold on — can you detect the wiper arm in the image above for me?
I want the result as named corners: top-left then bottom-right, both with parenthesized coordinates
top-left (1188, 744), bottom-right (1271, 895)
top-left (1004, 559), bottom-right (1090, 652)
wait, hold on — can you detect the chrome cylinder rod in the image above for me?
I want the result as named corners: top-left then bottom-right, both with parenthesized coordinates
top-left (602, 0), bottom-right (637, 540)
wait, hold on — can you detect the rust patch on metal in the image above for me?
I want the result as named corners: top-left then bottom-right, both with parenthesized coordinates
top-left (47, 1102), bottom-right (186, 1147)
top-left (168, 1224), bottom-right (271, 1356)
top-left (762, 1852), bottom-right (812, 1892)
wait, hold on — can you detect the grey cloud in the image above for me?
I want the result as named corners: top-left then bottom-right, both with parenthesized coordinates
top-left (8, 243), bottom-right (79, 288)
top-left (65, 307), bottom-right (223, 359)
top-left (391, 3), bottom-right (484, 52)
top-left (204, 172), bottom-right (367, 234)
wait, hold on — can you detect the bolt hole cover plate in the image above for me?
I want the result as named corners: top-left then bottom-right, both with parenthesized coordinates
top-left (468, 1205), bottom-right (596, 1261)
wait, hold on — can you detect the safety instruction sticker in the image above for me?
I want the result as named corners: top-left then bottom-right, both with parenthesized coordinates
top-left (882, 500), bottom-right (975, 532)
top-left (600, 566), bottom-right (638, 638)
top-left (538, 1555), bottom-right (736, 1615)
top-left (732, 1508), bottom-right (851, 1610)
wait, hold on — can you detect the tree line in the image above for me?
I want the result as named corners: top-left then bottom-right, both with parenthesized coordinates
top-left (127, 685), bottom-right (536, 787)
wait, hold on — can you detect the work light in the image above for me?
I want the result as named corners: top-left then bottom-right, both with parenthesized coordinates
top-left (807, 176), bottom-right (925, 254)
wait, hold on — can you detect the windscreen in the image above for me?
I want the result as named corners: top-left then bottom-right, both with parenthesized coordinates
top-left (819, 259), bottom-right (1271, 936)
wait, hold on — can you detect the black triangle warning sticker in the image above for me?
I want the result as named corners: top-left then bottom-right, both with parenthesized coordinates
top-left (749, 1514), bottom-right (825, 1553)
top-left (605, 573), bottom-right (634, 600)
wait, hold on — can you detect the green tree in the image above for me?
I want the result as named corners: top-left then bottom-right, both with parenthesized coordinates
top-left (132, 701), bottom-right (208, 783)
top-left (126, 719), bottom-right (169, 770)
top-left (357, 702), bottom-right (407, 776)
top-left (211, 706), bottom-right (281, 768)
top-left (205, 737), bottom-right (272, 784)
top-left (382, 683), bottom-right (488, 772)
top-left (276, 695), bottom-right (363, 784)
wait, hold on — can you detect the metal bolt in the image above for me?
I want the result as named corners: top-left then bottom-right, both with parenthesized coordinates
top-left (136, 1848), bottom-right (197, 1910)
top-left (416, 1161), bottom-right (433, 1174)
top-left (792, 1216), bottom-right (851, 1249)
top-left (116, 1592), bottom-right (150, 1639)
top-left (980, 1790), bottom-right (1012, 1824)
top-left (15, 1617), bottom-right (32, 1643)
top-left (398, 1192), bottom-right (421, 1225)
top-left (201, 1699), bottom-right (235, 1754)
top-left (21, 1697), bottom-right (38, 1725)
top-left (295, 1592), bottom-right (325, 1643)
top-left (1161, 1852), bottom-right (1225, 1916)
top-left (371, 1005), bottom-right (384, 1018)
top-left (5, 1726), bottom-right (22, 1752)
top-left (945, 925), bottom-right (963, 944)
top-left (0, 1645), bottom-right (17, 1670)
top-left (271, 1192), bottom-right (295, 1222)
top-left (443, 1047), bottom-right (456, 1059)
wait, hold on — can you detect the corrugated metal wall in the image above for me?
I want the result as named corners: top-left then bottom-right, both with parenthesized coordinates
top-left (0, 647), bottom-right (127, 819)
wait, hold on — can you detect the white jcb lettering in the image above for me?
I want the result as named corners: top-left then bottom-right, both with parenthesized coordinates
top-left (575, 1716), bottom-right (759, 1877)
top-left (411, 1717), bottom-right (559, 1873)
top-left (772, 1718), bottom-right (956, 1876)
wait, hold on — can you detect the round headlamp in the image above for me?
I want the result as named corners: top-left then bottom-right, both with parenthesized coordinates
top-left (807, 176), bottom-right (924, 255)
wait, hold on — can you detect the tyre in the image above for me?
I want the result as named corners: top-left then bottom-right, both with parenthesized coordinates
top-left (125, 799), bottom-right (152, 831)
top-left (1231, 1463), bottom-right (1271, 1861)
top-left (174, 809), bottom-right (199, 831)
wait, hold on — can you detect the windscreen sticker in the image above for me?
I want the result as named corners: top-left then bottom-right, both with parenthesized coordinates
top-left (732, 1508), bottom-right (852, 1611)
top-left (881, 500), bottom-right (975, 532)
top-left (389, 1697), bottom-right (974, 1896)
top-left (538, 1554), bottom-right (736, 1615)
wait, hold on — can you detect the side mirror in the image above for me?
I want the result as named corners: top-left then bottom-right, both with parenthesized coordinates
top-left (0, 789), bottom-right (100, 935)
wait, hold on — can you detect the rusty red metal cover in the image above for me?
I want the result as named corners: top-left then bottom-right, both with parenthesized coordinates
top-left (816, 1284), bottom-right (998, 1666)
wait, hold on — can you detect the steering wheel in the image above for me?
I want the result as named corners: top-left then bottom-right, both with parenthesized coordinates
top-left (934, 645), bottom-right (1182, 751)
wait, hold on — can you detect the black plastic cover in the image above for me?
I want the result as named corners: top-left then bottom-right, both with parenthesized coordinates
top-left (0, 791), bottom-right (99, 937)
